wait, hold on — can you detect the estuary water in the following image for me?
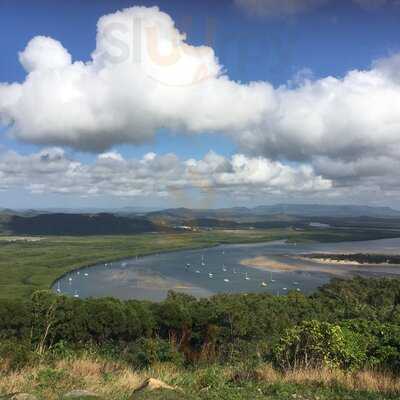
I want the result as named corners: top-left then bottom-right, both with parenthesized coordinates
top-left (53, 237), bottom-right (400, 301)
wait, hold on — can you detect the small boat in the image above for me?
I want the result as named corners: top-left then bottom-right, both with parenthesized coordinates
top-left (195, 270), bottom-right (201, 274)
top-left (282, 287), bottom-right (288, 291)
top-left (223, 278), bottom-right (230, 283)
top-left (261, 281), bottom-right (267, 287)
top-left (222, 265), bottom-right (227, 272)
top-left (245, 272), bottom-right (250, 281)
top-left (84, 273), bottom-right (89, 277)
top-left (68, 277), bottom-right (73, 282)
top-left (233, 268), bottom-right (237, 274)
top-left (56, 282), bottom-right (61, 293)
top-left (296, 288), bottom-right (301, 292)
top-left (293, 281), bottom-right (299, 285)
top-left (77, 271), bottom-right (80, 276)
top-left (121, 262), bottom-right (127, 267)
top-left (270, 272), bottom-right (276, 283)
top-left (208, 273), bottom-right (213, 278)
top-left (73, 291), bottom-right (79, 298)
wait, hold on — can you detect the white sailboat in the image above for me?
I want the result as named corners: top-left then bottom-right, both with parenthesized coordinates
top-left (245, 272), bottom-right (250, 281)
top-left (261, 281), bottom-right (267, 287)
top-left (223, 278), bottom-right (230, 283)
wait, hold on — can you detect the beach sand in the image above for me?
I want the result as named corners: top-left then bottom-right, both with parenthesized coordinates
top-left (240, 256), bottom-right (298, 271)
top-left (240, 255), bottom-right (349, 277)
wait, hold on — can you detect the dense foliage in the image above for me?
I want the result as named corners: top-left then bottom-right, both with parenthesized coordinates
top-left (307, 253), bottom-right (400, 264)
top-left (1, 277), bottom-right (400, 373)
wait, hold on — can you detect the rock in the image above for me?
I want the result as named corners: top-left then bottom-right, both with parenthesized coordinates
top-left (62, 390), bottom-right (100, 399)
top-left (0, 394), bottom-right (38, 400)
top-left (130, 378), bottom-right (185, 399)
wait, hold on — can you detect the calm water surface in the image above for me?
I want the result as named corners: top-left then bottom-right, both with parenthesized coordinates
top-left (53, 237), bottom-right (400, 301)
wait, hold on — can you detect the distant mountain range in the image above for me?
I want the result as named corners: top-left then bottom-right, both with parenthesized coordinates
top-left (146, 204), bottom-right (400, 221)
top-left (1, 204), bottom-right (400, 236)
top-left (2, 204), bottom-right (399, 219)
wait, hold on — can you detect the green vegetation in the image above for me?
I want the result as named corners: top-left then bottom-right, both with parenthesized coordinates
top-left (307, 253), bottom-right (400, 264)
top-left (1, 277), bottom-right (400, 399)
top-left (2, 227), bottom-right (400, 399)
top-left (1, 227), bottom-right (399, 300)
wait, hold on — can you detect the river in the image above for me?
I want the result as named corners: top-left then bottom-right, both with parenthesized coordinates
top-left (53, 237), bottom-right (400, 301)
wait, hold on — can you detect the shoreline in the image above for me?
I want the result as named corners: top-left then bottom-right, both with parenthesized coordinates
top-left (239, 255), bottom-right (350, 277)
top-left (240, 256), bottom-right (298, 271)
top-left (49, 237), bottom-right (291, 291)
top-left (296, 255), bottom-right (395, 267)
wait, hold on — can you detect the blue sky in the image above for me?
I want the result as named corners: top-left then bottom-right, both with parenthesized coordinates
top-left (1, 0), bottom-right (400, 209)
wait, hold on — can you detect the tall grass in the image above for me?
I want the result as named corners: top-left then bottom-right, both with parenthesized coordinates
top-left (257, 364), bottom-right (400, 394)
top-left (1, 353), bottom-right (399, 399)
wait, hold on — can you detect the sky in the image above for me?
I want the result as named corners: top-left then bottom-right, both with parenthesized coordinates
top-left (1, 0), bottom-right (400, 209)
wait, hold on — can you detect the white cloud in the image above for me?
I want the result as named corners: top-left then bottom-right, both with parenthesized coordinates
top-left (0, 6), bottom-right (270, 152)
top-left (1, 5), bottom-right (400, 203)
top-left (0, 148), bottom-right (331, 198)
top-left (235, 56), bottom-right (400, 164)
top-left (18, 36), bottom-right (72, 73)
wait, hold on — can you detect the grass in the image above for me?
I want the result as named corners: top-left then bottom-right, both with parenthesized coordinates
top-left (1, 227), bottom-right (399, 300)
top-left (0, 354), bottom-right (399, 399)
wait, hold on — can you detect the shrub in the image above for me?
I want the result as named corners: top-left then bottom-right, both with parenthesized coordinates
top-left (124, 337), bottom-right (184, 368)
top-left (0, 339), bottom-right (35, 371)
top-left (272, 320), bottom-right (367, 371)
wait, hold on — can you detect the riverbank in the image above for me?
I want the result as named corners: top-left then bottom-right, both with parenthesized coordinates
top-left (2, 227), bottom-right (399, 300)
top-left (0, 229), bottom-right (311, 300)
top-left (298, 253), bottom-right (400, 266)
top-left (239, 255), bottom-right (350, 277)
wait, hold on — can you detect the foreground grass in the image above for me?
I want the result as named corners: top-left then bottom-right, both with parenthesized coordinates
top-left (0, 354), bottom-right (399, 399)
top-left (1, 227), bottom-right (399, 300)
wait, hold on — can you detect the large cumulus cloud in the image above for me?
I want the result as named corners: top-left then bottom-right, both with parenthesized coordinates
top-left (0, 148), bottom-right (331, 198)
top-left (0, 6), bottom-right (271, 151)
top-left (1, 5), bottom-right (400, 201)
top-left (237, 58), bottom-right (400, 162)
